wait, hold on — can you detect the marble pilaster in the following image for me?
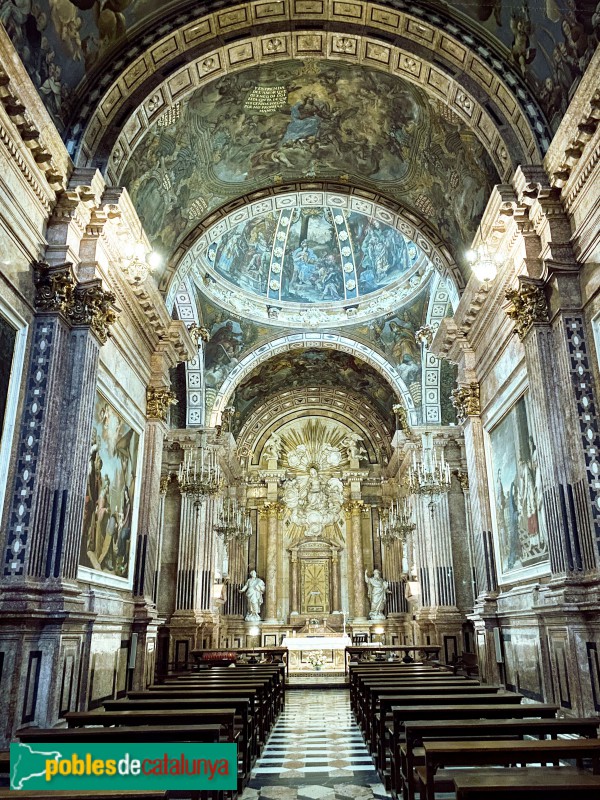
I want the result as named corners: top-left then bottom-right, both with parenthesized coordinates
top-left (348, 501), bottom-right (367, 622)
top-left (264, 502), bottom-right (282, 623)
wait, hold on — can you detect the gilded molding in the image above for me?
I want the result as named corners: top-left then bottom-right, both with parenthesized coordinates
top-left (32, 261), bottom-right (76, 316)
top-left (505, 280), bottom-right (549, 341)
top-left (68, 281), bottom-right (118, 344)
top-left (147, 386), bottom-right (177, 422)
top-left (450, 383), bottom-right (480, 423)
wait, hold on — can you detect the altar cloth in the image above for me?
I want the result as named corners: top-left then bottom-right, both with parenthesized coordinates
top-left (281, 635), bottom-right (352, 650)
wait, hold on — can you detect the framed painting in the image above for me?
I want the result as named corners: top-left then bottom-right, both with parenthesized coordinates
top-left (0, 302), bottom-right (27, 518)
top-left (488, 393), bottom-right (548, 580)
top-left (79, 392), bottom-right (141, 584)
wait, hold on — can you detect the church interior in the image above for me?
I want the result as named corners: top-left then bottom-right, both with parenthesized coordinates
top-left (1, 0), bottom-right (600, 797)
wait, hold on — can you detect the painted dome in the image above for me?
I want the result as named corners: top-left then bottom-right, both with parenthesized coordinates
top-left (179, 193), bottom-right (436, 328)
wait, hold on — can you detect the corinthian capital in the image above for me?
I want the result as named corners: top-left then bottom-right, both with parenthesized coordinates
top-left (68, 280), bottom-right (118, 344)
top-left (32, 262), bottom-right (76, 316)
top-left (147, 386), bottom-right (177, 422)
top-left (450, 383), bottom-right (480, 423)
top-left (505, 278), bottom-right (549, 341)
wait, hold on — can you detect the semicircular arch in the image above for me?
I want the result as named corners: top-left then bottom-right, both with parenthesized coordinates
top-left (236, 387), bottom-right (394, 467)
top-left (208, 333), bottom-right (415, 428)
top-left (76, 3), bottom-right (549, 172)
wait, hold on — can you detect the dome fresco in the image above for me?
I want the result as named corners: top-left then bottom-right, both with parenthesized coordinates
top-left (205, 205), bottom-right (421, 306)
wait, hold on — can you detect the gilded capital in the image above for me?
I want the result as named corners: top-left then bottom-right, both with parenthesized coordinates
top-left (147, 386), bottom-right (177, 421)
top-left (188, 323), bottom-right (210, 346)
top-left (264, 501), bottom-right (284, 518)
top-left (344, 500), bottom-right (363, 514)
top-left (68, 281), bottom-right (118, 344)
top-left (455, 470), bottom-right (470, 491)
top-left (392, 403), bottom-right (411, 435)
top-left (33, 262), bottom-right (76, 316)
top-left (505, 280), bottom-right (549, 341)
top-left (450, 383), bottom-right (480, 423)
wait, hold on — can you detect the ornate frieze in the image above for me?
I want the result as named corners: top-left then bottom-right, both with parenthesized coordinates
top-left (68, 281), bottom-right (118, 344)
top-left (147, 386), bottom-right (177, 422)
top-left (505, 279), bottom-right (549, 341)
top-left (450, 383), bottom-right (481, 423)
top-left (33, 262), bottom-right (76, 316)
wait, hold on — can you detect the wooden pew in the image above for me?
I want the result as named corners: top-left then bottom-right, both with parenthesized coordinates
top-left (389, 704), bottom-right (559, 800)
top-left (18, 724), bottom-right (222, 744)
top-left (374, 685), bottom-right (499, 772)
top-left (417, 738), bottom-right (600, 800)
top-left (154, 675), bottom-right (280, 735)
top-left (102, 696), bottom-right (254, 780)
top-left (369, 691), bottom-right (516, 760)
top-left (352, 672), bottom-right (472, 723)
top-left (65, 708), bottom-right (236, 741)
top-left (452, 767), bottom-right (600, 798)
top-left (397, 716), bottom-right (600, 800)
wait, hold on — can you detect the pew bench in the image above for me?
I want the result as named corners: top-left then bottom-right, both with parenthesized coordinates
top-left (102, 697), bottom-right (254, 780)
top-left (452, 767), bottom-right (600, 798)
top-left (416, 738), bottom-right (600, 800)
top-left (369, 692), bottom-right (519, 759)
top-left (396, 716), bottom-right (600, 800)
top-left (389, 704), bottom-right (559, 799)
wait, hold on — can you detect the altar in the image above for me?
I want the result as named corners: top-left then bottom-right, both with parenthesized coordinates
top-left (281, 618), bottom-right (351, 671)
top-left (281, 634), bottom-right (352, 670)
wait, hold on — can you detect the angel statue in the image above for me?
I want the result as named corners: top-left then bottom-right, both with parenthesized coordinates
top-left (365, 569), bottom-right (391, 619)
top-left (263, 432), bottom-right (282, 463)
top-left (283, 467), bottom-right (344, 538)
top-left (341, 432), bottom-right (367, 462)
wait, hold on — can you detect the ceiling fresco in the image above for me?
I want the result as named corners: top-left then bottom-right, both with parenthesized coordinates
top-left (229, 348), bottom-right (397, 436)
top-left (206, 205), bottom-right (422, 306)
top-left (120, 59), bottom-right (498, 263)
top-left (0, 0), bottom-right (595, 141)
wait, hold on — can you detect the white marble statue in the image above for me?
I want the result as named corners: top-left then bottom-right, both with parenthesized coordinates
top-left (365, 569), bottom-right (390, 619)
top-left (263, 432), bottom-right (282, 463)
top-left (239, 570), bottom-right (265, 621)
top-left (342, 432), bottom-right (367, 462)
top-left (283, 467), bottom-right (344, 538)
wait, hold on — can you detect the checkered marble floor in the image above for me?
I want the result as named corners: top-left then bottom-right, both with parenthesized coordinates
top-left (244, 689), bottom-right (389, 800)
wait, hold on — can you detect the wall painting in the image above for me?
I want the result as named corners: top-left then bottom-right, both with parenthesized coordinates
top-left (80, 392), bottom-right (140, 581)
top-left (489, 393), bottom-right (548, 577)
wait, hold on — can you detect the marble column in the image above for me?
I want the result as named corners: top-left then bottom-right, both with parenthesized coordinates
top-left (263, 502), bottom-right (281, 622)
top-left (0, 262), bottom-right (116, 745)
top-left (349, 502), bottom-right (367, 621)
top-left (331, 550), bottom-right (341, 613)
top-left (290, 551), bottom-right (299, 616)
top-left (506, 274), bottom-right (599, 577)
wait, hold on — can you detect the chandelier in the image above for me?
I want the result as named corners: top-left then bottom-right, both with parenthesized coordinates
top-left (465, 227), bottom-right (502, 283)
top-left (378, 497), bottom-right (415, 545)
top-left (407, 432), bottom-right (451, 509)
top-left (178, 444), bottom-right (221, 505)
top-left (215, 497), bottom-right (252, 543)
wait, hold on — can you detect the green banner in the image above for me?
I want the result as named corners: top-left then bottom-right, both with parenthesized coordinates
top-left (10, 742), bottom-right (237, 791)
